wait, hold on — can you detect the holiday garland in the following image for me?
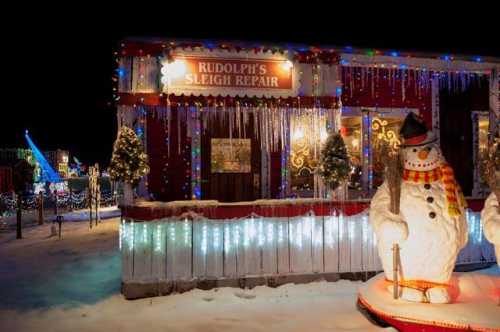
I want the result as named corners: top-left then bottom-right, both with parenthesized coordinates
top-left (318, 132), bottom-right (351, 190)
top-left (109, 126), bottom-right (149, 187)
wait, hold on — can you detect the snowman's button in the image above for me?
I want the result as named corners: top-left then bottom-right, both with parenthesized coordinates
top-left (429, 211), bottom-right (436, 219)
top-left (424, 184), bottom-right (431, 190)
top-left (427, 196), bottom-right (434, 203)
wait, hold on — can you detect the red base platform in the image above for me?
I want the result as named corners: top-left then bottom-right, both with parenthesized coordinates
top-left (357, 268), bottom-right (500, 332)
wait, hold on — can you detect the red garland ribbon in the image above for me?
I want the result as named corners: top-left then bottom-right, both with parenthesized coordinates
top-left (119, 41), bottom-right (340, 65)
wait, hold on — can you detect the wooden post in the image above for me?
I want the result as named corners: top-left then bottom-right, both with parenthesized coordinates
top-left (38, 191), bottom-right (44, 225)
top-left (88, 188), bottom-right (93, 229)
top-left (16, 193), bottom-right (22, 239)
top-left (89, 165), bottom-right (94, 229)
top-left (95, 164), bottom-right (100, 226)
top-left (392, 243), bottom-right (399, 299)
top-left (56, 215), bottom-right (63, 239)
top-left (96, 185), bottom-right (101, 225)
top-left (53, 189), bottom-right (58, 217)
top-left (69, 187), bottom-right (73, 212)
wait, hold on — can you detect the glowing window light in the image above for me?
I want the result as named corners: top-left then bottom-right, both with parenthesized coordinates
top-left (320, 129), bottom-right (328, 143)
top-left (292, 128), bottom-right (304, 140)
top-left (161, 59), bottom-right (187, 83)
top-left (280, 60), bottom-right (293, 71)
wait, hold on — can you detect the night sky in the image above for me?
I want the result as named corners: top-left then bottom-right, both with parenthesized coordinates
top-left (3, 11), bottom-right (498, 168)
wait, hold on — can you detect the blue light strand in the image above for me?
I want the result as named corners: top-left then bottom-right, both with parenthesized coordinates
top-left (25, 131), bottom-right (63, 183)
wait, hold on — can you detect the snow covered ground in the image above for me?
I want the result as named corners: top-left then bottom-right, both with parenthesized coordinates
top-left (0, 218), bottom-right (395, 331)
top-left (0, 206), bottom-right (121, 230)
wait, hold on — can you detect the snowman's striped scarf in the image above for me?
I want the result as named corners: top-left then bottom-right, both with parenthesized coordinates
top-left (402, 163), bottom-right (467, 217)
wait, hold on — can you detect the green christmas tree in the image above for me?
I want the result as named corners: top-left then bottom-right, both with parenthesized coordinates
top-left (318, 132), bottom-right (351, 190)
top-left (109, 126), bottom-right (149, 187)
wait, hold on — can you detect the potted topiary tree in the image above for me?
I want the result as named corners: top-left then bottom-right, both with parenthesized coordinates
top-left (318, 131), bottom-right (351, 200)
top-left (109, 126), bottom-right (149, 206)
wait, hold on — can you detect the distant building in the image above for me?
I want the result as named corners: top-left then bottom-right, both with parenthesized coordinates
top-left (0, 148), bottom-right (70, 190)
top-left (44, 149), bottom-right (69, 179)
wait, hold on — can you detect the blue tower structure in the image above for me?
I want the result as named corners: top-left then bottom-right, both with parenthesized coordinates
top-left (25, 130), bottom-right (63, 183)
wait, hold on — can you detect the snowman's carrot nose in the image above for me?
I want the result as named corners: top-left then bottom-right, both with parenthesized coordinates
top-left (418, 149), bottom-right (429, 160)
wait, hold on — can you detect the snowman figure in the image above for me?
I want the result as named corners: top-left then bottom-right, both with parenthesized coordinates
top-left (370, 112), bottom-right (468, 303)
top-left (481, 192), bottom-right (500, 263)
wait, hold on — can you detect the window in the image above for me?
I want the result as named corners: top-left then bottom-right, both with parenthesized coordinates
top-left (341, 107), bottom-right (413, 198)
top-left (471, 111), bottom-right (490, 197)
top-left (285, 107), bottom-right (415, 199)
top-left (289, 110), bottom-right (328, 196)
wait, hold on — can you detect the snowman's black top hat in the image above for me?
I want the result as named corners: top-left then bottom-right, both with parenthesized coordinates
top-left (399, 112), bottom-right (437, 147)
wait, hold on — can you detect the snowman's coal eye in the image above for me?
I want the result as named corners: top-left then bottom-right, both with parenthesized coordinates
top-left (426, 147), bottom-right (432, 152)
top-left (412, 148), bottom-right (417, 153)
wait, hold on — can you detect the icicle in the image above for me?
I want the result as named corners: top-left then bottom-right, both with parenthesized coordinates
top-left (361, 67), bottom-right (365, 90)
top-left (402, 69), bottom-right (406, 102)
top-left (236, 103), bottom-right (241, 138)
top-left (371, 67), bottom-right (375, 98)
top-left (167, 104), bottom-right (172, 157)
top-left (349, 67), bottom-right (354, 98)
top-left (176, 106), bottom-right (181, 155)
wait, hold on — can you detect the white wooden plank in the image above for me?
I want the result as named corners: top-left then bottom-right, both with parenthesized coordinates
top-left (311, 216), bottom-right (324, 273)
top-left (261, 218), bottom-right (278, 275)
top-left (151, 221), bottom-right (166, 280)
top-left (338, 214), bottom-right (351, 272)
top-left (121, 220), bottom-right (134, 282)
top-left (323, 215), bottom-right (339, 273)
top-left (192, 220), bottom-right (208, 278)
top-left (172, 218), bottom-right (192, 280)
top-left (277, 218), bottom-right (290, 274)
top-left (223, 221), bottom-right (238, 278)
top-left (289, 215), bottom-right (313, 274)
top-left (349, 216), bottom-right (363, 272)
top-left (133, 222), bottom-right (153, 281)
top-left (206, 220), bottom-right (224, 278)
top-left (241, 216), bottom-right (261, 276)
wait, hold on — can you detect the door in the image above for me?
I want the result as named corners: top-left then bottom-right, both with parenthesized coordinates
top-left (201, 112), bottom-right (260, 202)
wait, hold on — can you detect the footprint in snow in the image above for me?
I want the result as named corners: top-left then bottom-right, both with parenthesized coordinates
top-left (234, 291), bottom-right (256, 300)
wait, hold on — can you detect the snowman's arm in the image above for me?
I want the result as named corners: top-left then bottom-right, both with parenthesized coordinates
top-left (370, 181), bottom-right (408, 244)
top-left (457, 211), bottom-right (469, 250)
top-left (481, 193), bottom-right (500, 245)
